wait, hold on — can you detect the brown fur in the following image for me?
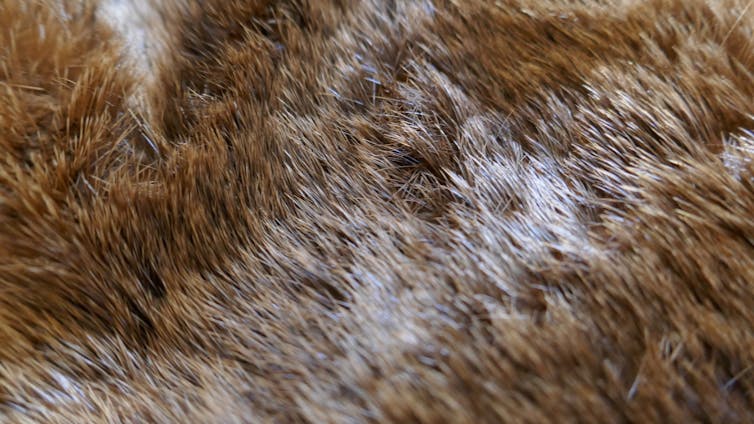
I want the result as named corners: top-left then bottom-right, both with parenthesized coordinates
top-left (2, 0), bottom-right (754, 421)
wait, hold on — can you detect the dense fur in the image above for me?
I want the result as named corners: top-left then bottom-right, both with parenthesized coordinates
top-left (2, 0), bottom-right (754, 421)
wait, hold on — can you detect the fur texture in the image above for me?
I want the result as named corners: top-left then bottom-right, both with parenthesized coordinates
top-left (2, 0), bottom-right (754, 422)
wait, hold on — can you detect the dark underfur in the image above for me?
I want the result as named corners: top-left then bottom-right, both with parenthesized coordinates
top-left (2, 0), bottom-right (754, 422)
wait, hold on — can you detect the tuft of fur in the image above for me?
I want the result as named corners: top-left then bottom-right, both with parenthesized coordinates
top-left (2, 0), bottom-right (754, 421)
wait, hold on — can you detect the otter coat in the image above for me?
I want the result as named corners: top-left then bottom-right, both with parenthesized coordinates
top-left (2, 0), bottom-right (754, 422)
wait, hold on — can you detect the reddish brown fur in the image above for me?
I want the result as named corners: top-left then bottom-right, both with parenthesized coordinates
top-left (2, 0), bottom-right (754, 422)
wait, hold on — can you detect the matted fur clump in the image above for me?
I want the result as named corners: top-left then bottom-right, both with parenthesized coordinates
top-left (2, 0), bottom-right (754, 421)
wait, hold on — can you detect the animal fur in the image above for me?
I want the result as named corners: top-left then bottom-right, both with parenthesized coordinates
top-left (2, 0), bottom-right (754, 422)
